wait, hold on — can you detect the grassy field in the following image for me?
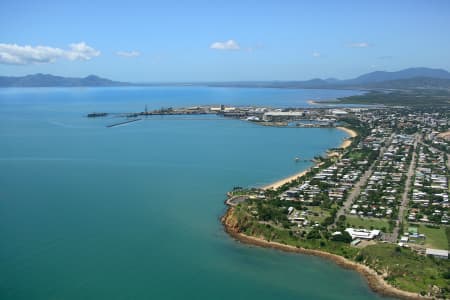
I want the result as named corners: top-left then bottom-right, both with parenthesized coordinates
top-left (418, 224), bottom-right (449, 250)
top-left (346, 216), bottom-right (390, 230)
top-left (307, 206), bottom-right (331, 224)
top-left (360, 243), bottom-right (450, 297)
top-left (347, 151), bottom-right (366, 161)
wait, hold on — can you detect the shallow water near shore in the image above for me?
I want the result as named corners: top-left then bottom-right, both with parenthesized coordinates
top-left (0, 87), bottom-right (390, 300)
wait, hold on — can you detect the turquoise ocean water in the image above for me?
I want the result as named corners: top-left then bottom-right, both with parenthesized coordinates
top-left (0, 87), bottom-right (390, 299)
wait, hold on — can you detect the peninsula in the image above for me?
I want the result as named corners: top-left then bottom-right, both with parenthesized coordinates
top-left (87, 101), bottom-right (449, 298)
top-left (221, 105), bottom-right (450, 299)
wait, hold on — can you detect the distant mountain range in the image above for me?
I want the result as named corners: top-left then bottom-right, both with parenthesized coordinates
top-left (343, 67), bottom-right (450, 84)
top-left (206, 67), bottom-right (450, 89)
top-left (0, 74), bottom-right (129, 87)
top-left (1, 67), bottom-right (450, 89)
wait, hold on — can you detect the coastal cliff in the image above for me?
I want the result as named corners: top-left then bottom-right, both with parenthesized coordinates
top-left (222, 207), bottom-right (432, 300)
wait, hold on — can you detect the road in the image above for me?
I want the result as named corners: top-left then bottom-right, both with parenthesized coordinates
top-left (334, 134), bottom-right (394, 226)
top-left (226, 195), bottom-right (248, 206)
top-left (390, 134), bottom-right (419, 242)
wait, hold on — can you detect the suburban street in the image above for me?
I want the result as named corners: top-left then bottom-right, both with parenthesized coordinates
top-left (389, 134), bottom-right (419, 242)
top-left (334, 134), bottom-right (394, 225)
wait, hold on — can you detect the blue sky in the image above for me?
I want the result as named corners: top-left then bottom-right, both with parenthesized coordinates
top-left (1, 0), bottom-right (449, 82)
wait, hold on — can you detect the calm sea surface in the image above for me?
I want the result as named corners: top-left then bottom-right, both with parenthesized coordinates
top-left (0, 87), bottom-right (389, 299)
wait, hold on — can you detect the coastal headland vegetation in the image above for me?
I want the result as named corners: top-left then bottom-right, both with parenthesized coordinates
top-left (327, 89), bottom-right (450, 107)
top-left (223, 106), bottom-right (450, 299)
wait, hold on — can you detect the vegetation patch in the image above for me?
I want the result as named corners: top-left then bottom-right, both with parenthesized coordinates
top-left (359, 243), bottom-right (450, 297)
top-left (417, 224), bottom-right (449, 250)
top-left (346, 216), bottom-right (390, 231)
top-left (331, 90), bottom-right (450, 107)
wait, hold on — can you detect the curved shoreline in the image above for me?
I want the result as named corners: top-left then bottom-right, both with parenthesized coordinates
top-left (337, 126), bottom-right (358, 138)
top-left (261, 166), bottom-right (317, 190)
top-left (221, 207), bottom-right (431, 300)
top-left (222, 126), bottom-right (435, 300)
top-left (262, 126), bottom-right (356, 190)
top-left (336, 126), bottom-right (358, 149)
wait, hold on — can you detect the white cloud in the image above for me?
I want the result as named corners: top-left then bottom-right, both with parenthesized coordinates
top-left (210, 40), bottom-right (240, 50)
top-left (65, 42), bottom-right (100, 60)
top-left (116, 50), bottom-right (141, 57)
top-left (349, 42), bottom-right (370, 48)
top-left (312, 51), bottom-right (321, 57)
top-left (0, 44), bottom-right (64, 64)
top-left (0, 42), bottom-right (100, 65)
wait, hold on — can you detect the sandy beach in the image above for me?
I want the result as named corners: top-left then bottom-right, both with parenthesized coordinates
top-left (262, 170), bottom-right (309, 190)
top-left (337, 126), bottom-right (358, 149)
top-left (222, 207), bottom-right (431, 300)
top-left (262, 163), bottom-right (323, 190)
top-left (262, 127), bottom-right (357, 190)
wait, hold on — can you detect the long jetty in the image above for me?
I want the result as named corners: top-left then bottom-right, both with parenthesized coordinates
top-left (106, 118), bottom-right (141, 128)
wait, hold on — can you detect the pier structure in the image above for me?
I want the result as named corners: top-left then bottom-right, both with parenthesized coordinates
top-left (87, 105), bottom-right (362, 129)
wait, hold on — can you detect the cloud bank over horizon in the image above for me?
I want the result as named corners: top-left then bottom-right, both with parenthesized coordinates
top-left (0, 42), bottom-right (100, 65)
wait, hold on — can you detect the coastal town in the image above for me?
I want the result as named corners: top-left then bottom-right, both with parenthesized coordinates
top-left (86, 103), bottom-right (450, 298)
top-left (220, 105), bottom-right (450, 299)
top-left (5, 1), bottom-right (450, 300)
top-left (87, 104), bottom-right (357, 128)
top-left (92, 103), bottom-right (450, 263)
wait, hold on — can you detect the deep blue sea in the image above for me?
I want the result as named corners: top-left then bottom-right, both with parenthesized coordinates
top-left (0, 87), bottom-right (389, 300)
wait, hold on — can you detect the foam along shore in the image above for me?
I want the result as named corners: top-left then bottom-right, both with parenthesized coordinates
top-left (337, 126), bottom-right (358, 149)
top-left (222, 208), bottom-right (430, 300)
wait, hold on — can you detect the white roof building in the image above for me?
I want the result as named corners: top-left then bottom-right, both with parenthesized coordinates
top-left (345, 228), bottom-right (380, 240)
top-left (400, 236), bottom-right (409, 243)
top-left (425, 248), bottom-right (448, 259)
top-left (330, 109), bottom-right (348, 115)
top-left (264, 111), bottom-right (304, 117)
